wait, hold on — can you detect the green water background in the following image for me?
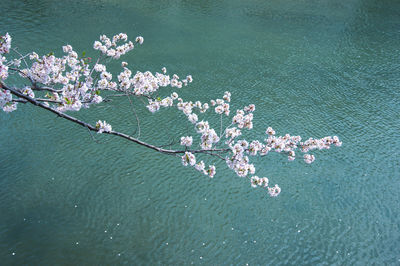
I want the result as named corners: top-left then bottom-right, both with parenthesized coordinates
top-left (0, 0), bottom-right (399, 264)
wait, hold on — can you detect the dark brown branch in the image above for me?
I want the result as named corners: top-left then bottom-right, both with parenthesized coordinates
top-left (1, 81), bottom-right (230, 156)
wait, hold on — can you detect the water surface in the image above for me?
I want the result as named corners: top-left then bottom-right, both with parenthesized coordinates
top-left (0, 0), bottom-right (399, 264)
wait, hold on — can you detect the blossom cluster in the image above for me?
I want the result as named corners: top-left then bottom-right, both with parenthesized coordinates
top-left (300, 136), bottom-right (342, 152)
top-left (0, 55), bottom-right (8, 80)
top-left (145, 75), bottom-right (194, 113)
top-left (147, 92), bottom-right (233, 152)
top-left (181, 152), bottom-right (216, 178)
top-left (268, 184), bottom-right (282, 197)
top-left (263, 127), bottom-right (342, 163)
top-left (232, 104), bottom-right (255, 129)
top-left (250, 176), bottom-right (269, 188)
top-left (0, 33), bottom-right (152, 113)
top-left (195, 121), bottom-right (219, 150)
top-left (142, 81), bottom-right (340, 195)
top-left (224, 125), bottom-right (341, 165)
top-left (226, 142), bottom-right (256, 185)
top-left (225, 127), bottom-right (242, 143)
top-left (225, 138), bottom-right (281, 195)
top-left (0, 33), bottom-right (11, 54)
top-left (18, 45), bottom-right (99, 112)
top-left (3, 32), bottom-right (193, 114)
top-left (0, 89), bottom-right (17, 112)
top-left (93, 33), bottom-right (134, 59)
top-left (0, 33), bottom-right (11, 81)
top-left (211, 91), bottom-right (231, 116)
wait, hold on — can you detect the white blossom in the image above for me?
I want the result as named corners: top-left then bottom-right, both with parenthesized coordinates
top-left (135, 36), bottom-right (144, 45)
top-left (266, 127), bottom-right (276, 136)
top-left (100, 71), bottom-right (112, 81)
top-left (304, 154), bottom-right (315, 164)
top-left (215, 105), bottom-right (224, 114)
top-left (268, 185), bottom-right (281, 197)
top-left (250, 176), bottom-right (268, 188)
top-left (195, 121), bottom-right (210, 133)
top-left (94, 64), bottom-right (106, 72)
top-left (180, 136), bottom-right (193, 147)
top-left (182, 152), bottom-right (196, 166)
top-left (195, 161), bottom-right (205, 172)
top-left (187, 113), bottom-right (198, 124)
top-left (22, 87), bottom-right (34, 98)
top-left (225, 127), bottom-right (241, 141)
top-left (62, 45), bottom-right (73, 53)
top-left (96, 120), bottom-right (112, 133)
top-left (0, 61), bottom-right (9, 80)
top-left (200, 103), bottom-right (209, 113)
top-left (206, 165), bottom-right (216, 178)
top-left (223, 91), bottom-right (231, 102)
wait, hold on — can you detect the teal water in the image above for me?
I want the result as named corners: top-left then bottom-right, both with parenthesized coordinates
top-left (1, 0), bottom-right (399, 264)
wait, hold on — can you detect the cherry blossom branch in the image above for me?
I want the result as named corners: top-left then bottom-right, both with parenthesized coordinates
top-left (0, 32), bottom-right (343, 197)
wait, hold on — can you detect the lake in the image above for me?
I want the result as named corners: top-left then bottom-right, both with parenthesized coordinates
top-left (0, 0), bottom-right (399, 264)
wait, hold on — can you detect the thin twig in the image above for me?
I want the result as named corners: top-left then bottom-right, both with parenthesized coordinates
top-left (87, 53), bottom-right (102, 80)
top-left (86, 126), bottom-right (101, 143)
top-left (8, 67), bottom-right (35, 86)
top-left (219, 114), bottom-right (223, 141)
top-left (217, 122), bottom-right (234, 146)
top-left (10, 48), bottom-right (30, 70)
top-left (126, 93), bottom-right (141, 138)
top-left (202, 151), bottom-right (226, 161)
top-left (158, 139), bottom-right (178, 148)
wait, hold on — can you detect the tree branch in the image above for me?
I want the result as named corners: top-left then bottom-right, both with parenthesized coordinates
top-left (1, 81), bottom-right (230, 156)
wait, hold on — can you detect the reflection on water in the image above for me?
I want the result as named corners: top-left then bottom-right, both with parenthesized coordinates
top-left (0, 0), bottom-right (399, 264)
